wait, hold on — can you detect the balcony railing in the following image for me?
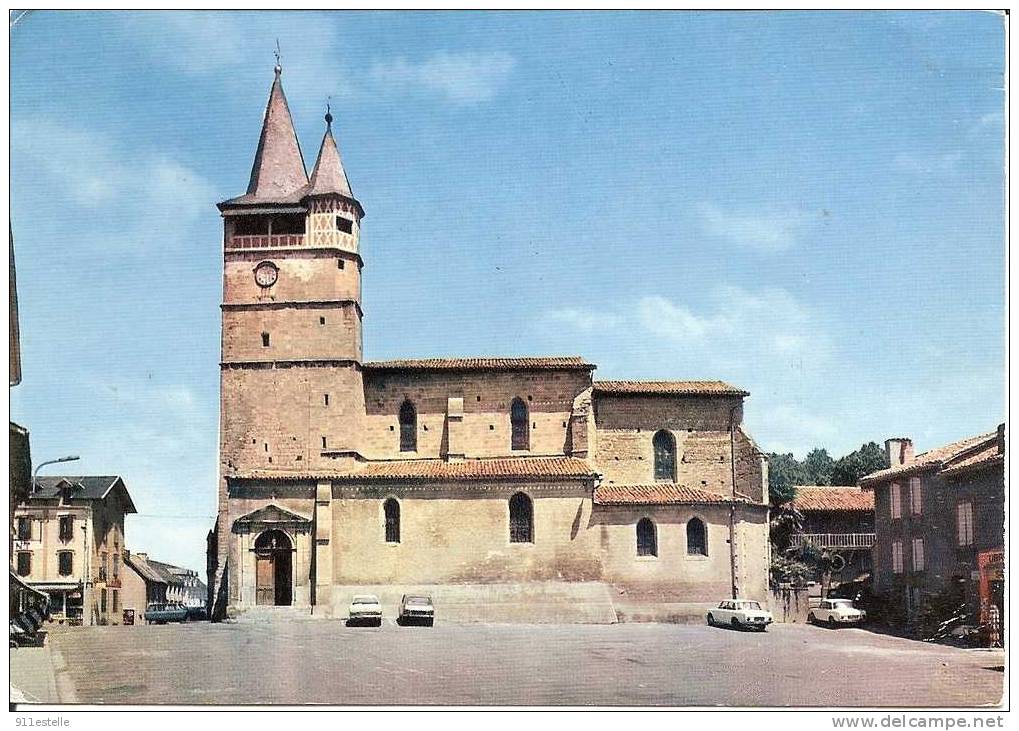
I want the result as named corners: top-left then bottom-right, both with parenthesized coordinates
top-left (789, 533), bottom-right (876, 550)
top-left (228, 234), bottom-right (306, 249)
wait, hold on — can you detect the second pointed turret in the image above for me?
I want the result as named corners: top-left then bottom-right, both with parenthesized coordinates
top-left (308, 107), bottom-right (355, 200)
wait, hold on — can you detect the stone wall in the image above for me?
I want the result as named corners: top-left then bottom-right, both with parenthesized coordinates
top-left (361, 370), bottom-right (590, 459)
top-left (592, 394), bottom-right (744, 497)
top-left (328, 483), bottom-right (602, 585)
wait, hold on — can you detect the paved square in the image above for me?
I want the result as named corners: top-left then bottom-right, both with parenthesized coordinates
top-left (33, 621), bottom-right (1003, 706)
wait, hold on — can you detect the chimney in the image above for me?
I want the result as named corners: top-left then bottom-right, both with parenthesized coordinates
top-left (997, 423), bottom-right (1005, 455)
top-left (885, 438), bottom-right (914, 466)
top-left (135, 552), bottom-right (148, 561)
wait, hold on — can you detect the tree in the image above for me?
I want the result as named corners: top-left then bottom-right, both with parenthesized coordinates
top-left (767, 453), bottom-right (807, 505)
top-left (831, 442), bottom-right (890, 486)
top-left (802, 448), bottom-right (835, 485)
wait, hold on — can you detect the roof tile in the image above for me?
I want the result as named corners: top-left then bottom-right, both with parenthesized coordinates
top-left (593, 483), bottom-right (741, 505)
top-left (363, 356), bottom-right (594, 372)
top-left (593, 380), bottom-right (748, 397)
top-left (788, 486), bottom-right (874, 512)
top-left (860, 432), bottom-right (996, 486)
top-left (235, 456), bottom-right (598, 482)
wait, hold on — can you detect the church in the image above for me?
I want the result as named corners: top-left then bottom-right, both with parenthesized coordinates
top-left (206, 64), bottom-right (771, 622)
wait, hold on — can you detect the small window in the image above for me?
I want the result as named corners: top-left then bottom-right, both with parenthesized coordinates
top-left (636, 518), bottom-right (657, 557)
top-left (16, 517), bottom-right (31, 541)
top-left (686, 517), bottom-right (707, 556)
top-left (324, 394), bottom-right (330, 406)
top-left (384, 498), bottom-right (401, 543)
top-left (336, 216), bottom-right (353, 234)
top-left (337, 259), bottom-right (345, 270)
top-left (59, 515), bottom-right (74, 541)
top-left (399, 401), bottom-right (417, 452)
top-left (957, 501), bottom-right (974, 546)
top-left (112, 590), bottom-right (120, 613)
top-left (16, 551), bottom-right (31, 577)
top-left (892, 540), bottom-right (904, 573)
top-left (322, 436), bottom-right (328, 449)
top-left (101, 589), bottom-right (108, 614)
top-left (101, 551), bottom-right (109, 582)
top-left (909, 477), bottom-right (922, 515)
top-left (912, 538), bottom-right (925, 572)
top-left (262, 332), bottom-right (270, 347)
top-left (509, 492), bottom-right (533, 543)
top-left (320, 316), bottom-right (326, 325)
top-left (58, 551), bottom-right (73, 576)
top-left (113, 553), bottom-right (119, 579)
top-left (511, 398), bottom-right (529, 451)
top-left (653, 431), bottom-right (676, 482)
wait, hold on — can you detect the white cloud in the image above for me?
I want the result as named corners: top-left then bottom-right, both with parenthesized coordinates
top-left (697, 202), bottom-right (815, 252)
top-left (368, 51), bottom-right (517, 105)
top-left (637, 285), bottom-right (819, 359)
top-left (750, 404), bottom-right (841, 457)
top-left (12, 119), bottom-right (216, 246)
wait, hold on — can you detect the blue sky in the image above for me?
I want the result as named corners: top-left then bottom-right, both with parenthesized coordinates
top-left (10, 11), bottom-right (1005, 572)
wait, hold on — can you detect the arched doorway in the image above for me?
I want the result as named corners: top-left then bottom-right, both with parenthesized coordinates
top-left (254, 529), bottom-right (293, 606)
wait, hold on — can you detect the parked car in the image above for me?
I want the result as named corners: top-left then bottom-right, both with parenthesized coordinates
top-left (808, 598), bottom-right (866, 628)
top-left (397, 595), bottom-right (434, 626)
top-left (347, 595), bottom-right (383, 626)
top-left (706, 600), bottom-right (773, 631)
top-left (185, 605), bottom-right (208, 622)
top-left (144, 602), bottom-right (188, 624)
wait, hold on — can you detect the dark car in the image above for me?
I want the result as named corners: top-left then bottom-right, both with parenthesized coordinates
top-left (185, 605), bottom-right (208, 622)
top-left (397, 594), bottom-right (434, 626)
top-left (144, 602), bottom-right (188, 624)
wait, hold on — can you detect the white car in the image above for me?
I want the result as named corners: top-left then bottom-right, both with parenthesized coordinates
top-left (348, 594), bottom-right (383, 626)
top-left (706, 600), bottom-right (774, 631)
top-left (808, 598), bottom-right (866, 628)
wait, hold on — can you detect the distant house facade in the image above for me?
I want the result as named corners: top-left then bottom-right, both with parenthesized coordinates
top-left (860, 426), bottom-right (1005, 625)
top-left (13, 476), bottom-right (136, 625)
top-left (788, 485), bottom-right (875, 582)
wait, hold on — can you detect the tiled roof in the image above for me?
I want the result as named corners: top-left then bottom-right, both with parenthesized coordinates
top-left (593, 484), bottom-right (741, 506)
top-left (789, 486), bottom-right (874, 512)
top-left (307, 121), bottom-right (354, 199)
top-left (363, 356), bottom-right (595, 372)
top-left (593, 380), bottom-right (748, 397)
top-left (124, 554), bottom-right (170, 585)
top-left (859, 432), bottom-right (997, 487)
top-left (32, 476), bottom-right (137, 513)
top-left (235, 456), bottom-right (598, 482)
top-left (939, 442), bottom-right (1004, 478)
top-left (219, 69), bottom-right (308, 208)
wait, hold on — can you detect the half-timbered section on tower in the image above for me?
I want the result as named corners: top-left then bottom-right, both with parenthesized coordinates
top-left (207, 66), bottom-right (771, 622)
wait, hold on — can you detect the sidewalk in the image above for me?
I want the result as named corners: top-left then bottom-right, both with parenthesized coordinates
top-left (10, 640), bottom-right (63, 705)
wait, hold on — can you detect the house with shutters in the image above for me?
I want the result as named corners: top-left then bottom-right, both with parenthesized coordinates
top-left (13, 476), bottom-right (136, 625)
top-left (860, 427), bottom-right (1005, 627)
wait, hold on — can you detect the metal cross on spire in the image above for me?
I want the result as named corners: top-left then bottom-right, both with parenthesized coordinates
top-left (274, 39), bottom-right (282, 75)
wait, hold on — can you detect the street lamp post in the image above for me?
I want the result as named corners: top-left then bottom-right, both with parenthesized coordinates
top-left (32, 455), bottom-right (81, 492)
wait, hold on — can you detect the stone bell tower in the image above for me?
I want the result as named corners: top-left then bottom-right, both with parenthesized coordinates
top-left (209, 63), bottom-right (366, 616)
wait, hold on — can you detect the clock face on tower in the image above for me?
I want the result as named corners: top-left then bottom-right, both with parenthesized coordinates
top-left (254, 261), bottom-right (278, 288)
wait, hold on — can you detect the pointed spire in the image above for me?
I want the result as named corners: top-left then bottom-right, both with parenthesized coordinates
top-left (244, 61), bottom-right (308, 201)
top-left (308, 105), bottom-right (354, 199)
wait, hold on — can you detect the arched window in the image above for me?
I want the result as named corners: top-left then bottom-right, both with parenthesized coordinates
top-left (511, 398), bottom-right (529, 451)
top-left (384, 498), bottom-right (400, 543)
top-left (509, 492), bottom-right (533, 543)
top-left (636, 518), bottom-right (657, 557)
top-left (399, 401), bottom-right (417, 452)
top-left (653, 430), bottom-right (676, 482)
top-left (687, 517), bottom-right (707, 556)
